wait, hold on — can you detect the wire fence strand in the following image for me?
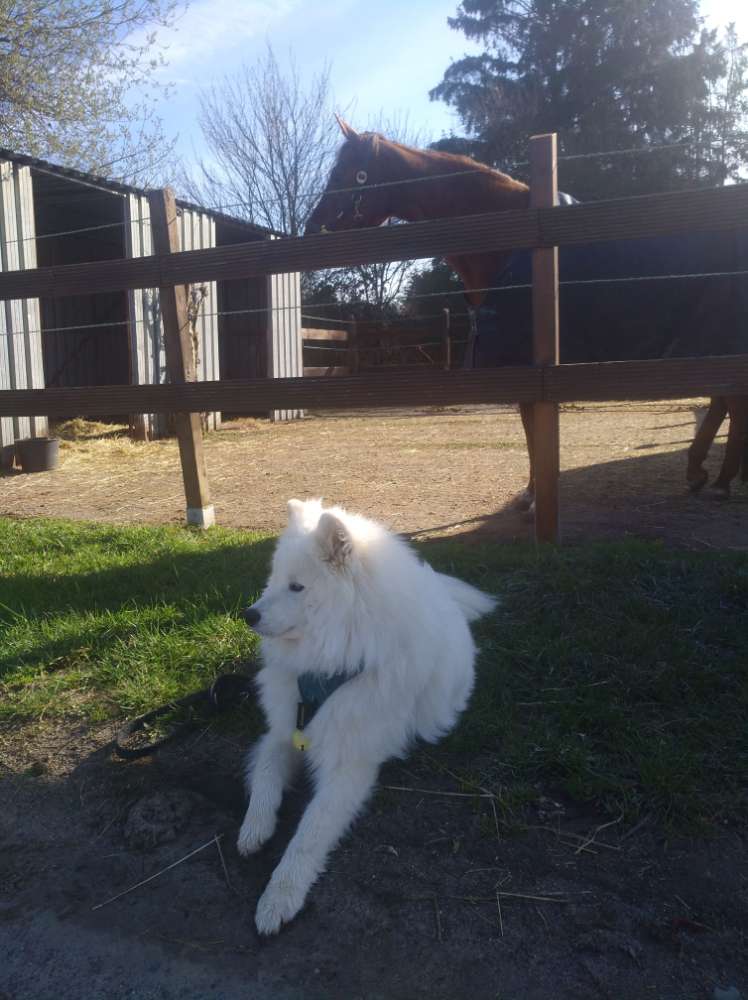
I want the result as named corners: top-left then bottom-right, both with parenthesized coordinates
top-left (3, 131), bottom-right (746, 246)
top-left (2, 266), bottom-right (747, 342)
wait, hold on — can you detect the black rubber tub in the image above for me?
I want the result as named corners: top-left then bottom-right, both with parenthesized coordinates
top-left (15, 437), bottom-right (60, 473)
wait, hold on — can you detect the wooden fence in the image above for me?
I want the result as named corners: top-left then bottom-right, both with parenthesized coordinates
top-left (1, 135), bottom-right (747, 541)
top-left (302, 327), bottom-right (353, 376)
top-left (302, 314), bottom-right (454, 375)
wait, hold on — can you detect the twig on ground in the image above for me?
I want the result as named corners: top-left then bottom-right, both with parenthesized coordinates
top-left (528, 825), bottom-right (621, 853)
top-left (575, 812), bottom-right (624, 855)
top-left (433, 894), bottom-right (443, 942)
top-left (620, 812), bottom-right (651, 842)
top-left (408, 892), bottom-right (569, 905)
top-left (91, 835), bottom-right (222, 911)
top-left (382, 784), bottom-right (496, 800)
top-left (214, 833), bottom-right (233, 892)
top-left (490, 796), bottom-right (501, 845)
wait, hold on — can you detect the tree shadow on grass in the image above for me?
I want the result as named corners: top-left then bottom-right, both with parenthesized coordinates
top-left (0, 534), bottom-right (277, 684)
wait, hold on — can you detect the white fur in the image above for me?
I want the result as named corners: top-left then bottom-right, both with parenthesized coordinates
top-left (238, 499), bottom-right (497, 935)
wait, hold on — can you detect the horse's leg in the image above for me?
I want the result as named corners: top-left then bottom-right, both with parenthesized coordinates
top-left (518, 402), bottom-right (535, 510)
top-left (687, 396), bottom-right (727, 492)
top-left (711, 396), bottom-right (748, 497)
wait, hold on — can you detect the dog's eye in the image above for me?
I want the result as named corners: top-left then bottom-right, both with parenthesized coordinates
top-left (289, 583), bottom-right (304, 593)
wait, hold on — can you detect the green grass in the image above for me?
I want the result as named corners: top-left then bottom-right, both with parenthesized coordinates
top-left (0, 518), bottom-right (270, 720)
top-left (1, 516), bottom-right (746, 829)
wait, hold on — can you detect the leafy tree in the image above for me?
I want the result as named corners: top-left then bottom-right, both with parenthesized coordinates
top-left (430, 0), bottom-right (748, 199)
top-left (402, 259), bottom-right (465, 319)
top-left (0, 0), bottom-right (182, 183)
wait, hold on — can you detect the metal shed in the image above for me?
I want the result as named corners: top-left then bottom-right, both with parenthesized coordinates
top-left (0, 149), bottom-right (304, 460)
top-left (0, 159), bottom-right (46, 465)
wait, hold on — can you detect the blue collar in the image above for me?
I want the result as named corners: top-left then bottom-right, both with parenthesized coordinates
top-left (296, 664), bottom-right (363, 728)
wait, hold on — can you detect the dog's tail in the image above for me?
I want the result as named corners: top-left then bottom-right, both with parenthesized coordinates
top-left (437, 573), bottom-right (498, 623)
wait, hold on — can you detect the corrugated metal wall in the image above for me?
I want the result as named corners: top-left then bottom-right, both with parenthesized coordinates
top-left (267, 270), bottom-right (303, 421)
top-left (41, 291), bottom-right (129, 390)
top-left (218, 275), bottom-right (267, 386)
top-left (178, 207), bottom-right (220, 431)
top-left (0, 160), bottom-right (47, 459)
top-left (125, 197), bottom-right (221, 438)
top-left (0, 159), bottom-right (303, 450)
top-left (125, 193), bottom-right (167, 439)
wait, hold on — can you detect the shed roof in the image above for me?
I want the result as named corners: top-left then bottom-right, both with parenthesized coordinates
top-left (0, 147), bottom-right (277, 238)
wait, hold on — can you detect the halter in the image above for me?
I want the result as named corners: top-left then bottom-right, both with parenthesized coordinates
top-left (320, 149), bottom-right (373, 232)
top-left (329, 169), bottom-right (368, 228)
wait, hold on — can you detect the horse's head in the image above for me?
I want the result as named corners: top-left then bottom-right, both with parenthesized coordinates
top-left (305, 117), bottom-right (392, 235)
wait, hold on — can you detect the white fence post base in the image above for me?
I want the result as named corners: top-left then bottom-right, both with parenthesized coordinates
top-left (186, 505), bottom-right (216, 529)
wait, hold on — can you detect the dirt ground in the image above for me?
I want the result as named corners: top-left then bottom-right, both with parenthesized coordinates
top-left (1, 403), bottom-right (747, 1000)
top-left (1, 717), bottom-right (746, 1000)
top-left (0, 401), bottom-right (746, 549)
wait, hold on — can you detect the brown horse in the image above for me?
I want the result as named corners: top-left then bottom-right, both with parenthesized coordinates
top-left (306, 119), bottom-right (747, 506)
top-left (305, 117), bottom-right (538, 508)
top-left (686, 395), bottom-right (748, 497)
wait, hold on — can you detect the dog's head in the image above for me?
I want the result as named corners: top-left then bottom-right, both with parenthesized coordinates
top-left (242, 499), bottom-right (359, 640)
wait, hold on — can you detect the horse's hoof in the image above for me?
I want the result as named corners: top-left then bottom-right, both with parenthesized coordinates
top-left (706, 485), bottom-right (730, 501)
top-left (687, 470), bottom-right (709, 493)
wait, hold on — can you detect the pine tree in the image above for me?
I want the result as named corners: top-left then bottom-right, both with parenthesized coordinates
top-left (430, 0), bottom-right (748, 198)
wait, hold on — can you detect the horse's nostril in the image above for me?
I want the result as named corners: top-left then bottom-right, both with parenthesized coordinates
top-left (304, 221), bottom-right (321, 236)
top-left (242, 607), bottom-right (261, 627)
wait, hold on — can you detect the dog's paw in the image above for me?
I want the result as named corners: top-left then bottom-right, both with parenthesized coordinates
top-left (255, 876), bottom-right (306, 935)
top-left (237, 807), bottom-right (276, 856)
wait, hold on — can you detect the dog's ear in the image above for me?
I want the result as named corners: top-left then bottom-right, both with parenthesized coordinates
top-left (287, 499), bottom-right (305, 527)
top-left (315, 511), bottom-right (353, 568)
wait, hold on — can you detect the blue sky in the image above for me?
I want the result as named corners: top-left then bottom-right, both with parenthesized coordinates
top-left (145, 0), bottom-right (747, 164)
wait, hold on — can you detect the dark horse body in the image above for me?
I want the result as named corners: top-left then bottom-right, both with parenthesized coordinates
top-left (306, 120), bottom-right (748, 501)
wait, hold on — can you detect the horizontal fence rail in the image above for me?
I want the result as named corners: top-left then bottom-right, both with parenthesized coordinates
top-left (1, 355), bottom-right (746, 418)
top-left (0, 184), bottom-right (747, 302)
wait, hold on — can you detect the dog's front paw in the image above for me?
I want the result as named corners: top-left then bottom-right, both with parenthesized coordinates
top-left (255, 876), bottom-right (306, 935)
top-left (237, 806), bottom-right (276, 856)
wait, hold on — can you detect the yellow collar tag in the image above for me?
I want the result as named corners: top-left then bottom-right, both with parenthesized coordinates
top-left (292, 728), bottom-right (310, 751)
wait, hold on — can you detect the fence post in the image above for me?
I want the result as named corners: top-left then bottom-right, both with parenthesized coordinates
top-left (348, 317), bottom-right (360, 374)
top-left (529, 134), bottom-right (560, 544)
top-left (147, 188), bottom-right (215, 529)
top-left (442, 308), bottom-right (452, 370)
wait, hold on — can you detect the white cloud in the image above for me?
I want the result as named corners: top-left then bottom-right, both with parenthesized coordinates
top-left (133, 0), bottom-right (301, 71)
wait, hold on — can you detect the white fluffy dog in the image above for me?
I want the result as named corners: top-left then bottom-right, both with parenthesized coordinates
top-left (238, 499), bottom-right (496, 935)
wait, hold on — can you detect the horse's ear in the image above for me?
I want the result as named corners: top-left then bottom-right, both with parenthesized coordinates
top-left (335, 114), bottom-right (359, 141)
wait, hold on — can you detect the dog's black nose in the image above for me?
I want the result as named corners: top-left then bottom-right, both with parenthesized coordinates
top-left (242, 607), bottom-right (261, 628)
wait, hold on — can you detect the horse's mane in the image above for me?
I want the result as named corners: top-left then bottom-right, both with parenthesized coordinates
top-left (356, 131), bottom-right (528, 192)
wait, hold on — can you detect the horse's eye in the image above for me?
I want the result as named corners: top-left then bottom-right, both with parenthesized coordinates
top-left (289, 582), bottom-right (304, 593)
top-left (356, 170), bottom-right (367, 185)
